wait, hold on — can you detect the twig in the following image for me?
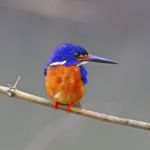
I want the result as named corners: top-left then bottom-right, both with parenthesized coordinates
top-left (0, 78), bottom-right (150, 131)
top-left (7, 76), bottom-right (21, 97)
top-left (13, 75), bottom-right (21, 89)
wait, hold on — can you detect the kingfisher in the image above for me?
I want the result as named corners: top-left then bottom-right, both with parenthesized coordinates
top-left (44, 43), bottom-right (118, 112)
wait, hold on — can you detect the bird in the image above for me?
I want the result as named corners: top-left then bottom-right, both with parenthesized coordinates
top-left (44, 43), bottom-right (118, 112)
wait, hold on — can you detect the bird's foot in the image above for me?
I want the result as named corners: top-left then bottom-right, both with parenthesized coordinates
top-left (54, 101), bottom-right (58, 110)
top-left (66, 102), bottom-right (74, 113)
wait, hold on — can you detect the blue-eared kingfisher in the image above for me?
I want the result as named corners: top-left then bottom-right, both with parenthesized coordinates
top-left (44, 43), bottom-right (118, 112)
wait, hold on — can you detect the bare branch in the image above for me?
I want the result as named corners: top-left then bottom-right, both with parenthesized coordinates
top-left (0, 84), bottom-right (150, 131)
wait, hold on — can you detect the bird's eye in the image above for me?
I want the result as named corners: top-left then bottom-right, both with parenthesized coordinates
top-left (74, 53), bottom-right (79, 58)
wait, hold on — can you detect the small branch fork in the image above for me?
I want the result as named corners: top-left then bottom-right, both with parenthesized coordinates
top-left (7, 76), bottom-right (21, 97)
top-left (0, 77), bottom-right (150, 131)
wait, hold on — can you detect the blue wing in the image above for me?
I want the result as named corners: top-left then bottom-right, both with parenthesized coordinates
top-left (79, 66), bottom-right (88, 85)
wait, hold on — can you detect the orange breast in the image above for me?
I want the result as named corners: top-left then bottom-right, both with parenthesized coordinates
top-left (45, 65), bottom-right (85, 104)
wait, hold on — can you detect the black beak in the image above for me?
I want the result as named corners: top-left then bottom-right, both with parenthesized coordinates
top-left (78, 54), bottom-right (118, 64)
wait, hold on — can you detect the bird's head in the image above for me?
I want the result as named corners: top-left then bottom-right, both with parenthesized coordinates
top-left (48, 43), bottom-right (118, 66)
top-left (44, 43), bottom-right (118, 84)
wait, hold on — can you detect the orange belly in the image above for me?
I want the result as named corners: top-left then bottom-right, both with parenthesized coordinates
top-left (45, 65), bottom-right (85, 104)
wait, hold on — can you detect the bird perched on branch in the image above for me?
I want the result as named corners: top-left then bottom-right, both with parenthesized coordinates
top-left (44, 43), bottom-right (118, 112)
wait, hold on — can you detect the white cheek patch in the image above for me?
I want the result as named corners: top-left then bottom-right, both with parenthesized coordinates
top-left (50, 60), bottom-right (67, 66)
top-left (77, 61), bottom-right (89, 66)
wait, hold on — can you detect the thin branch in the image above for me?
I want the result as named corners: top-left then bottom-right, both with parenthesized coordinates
top-left (0, 80), bottom-right (150, 131)
top-left (13, 75), bottom-right (21, 89)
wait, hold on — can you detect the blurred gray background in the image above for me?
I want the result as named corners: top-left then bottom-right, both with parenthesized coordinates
top-left (0, 0), bottom-right (150, 150)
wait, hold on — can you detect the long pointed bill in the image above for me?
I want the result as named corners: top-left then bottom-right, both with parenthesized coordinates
top-left (78, 54), bottom-right (118, 64)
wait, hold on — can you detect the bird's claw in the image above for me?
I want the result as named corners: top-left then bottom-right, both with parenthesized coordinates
top-left (66, 102), bottom-right (74, 113)
top-left (54, 101), bottom-right (58, 110)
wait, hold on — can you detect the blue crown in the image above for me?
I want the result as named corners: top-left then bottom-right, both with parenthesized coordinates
top-left (48, 43), bottom-right (88, 66)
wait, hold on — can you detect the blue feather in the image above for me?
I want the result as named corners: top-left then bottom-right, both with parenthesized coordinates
top-left (48, 43), bottom-right (88, 66)
top-left (46, 43), bottom-right (88, 84)
top-left (43, 64), bottom-right (47, 76)
top-left (79, 66), bottom-right (88, 84)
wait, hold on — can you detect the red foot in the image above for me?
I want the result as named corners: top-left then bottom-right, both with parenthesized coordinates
top-left (66, 102), bottom-right (74, 113)
top-left (54, 101), bottom-right (58, 110)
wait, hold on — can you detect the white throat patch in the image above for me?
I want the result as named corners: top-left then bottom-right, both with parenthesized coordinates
top-left (77, 61), bottom-right (88, 66)
top-left (50, 60), bottom-right (67, 66)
